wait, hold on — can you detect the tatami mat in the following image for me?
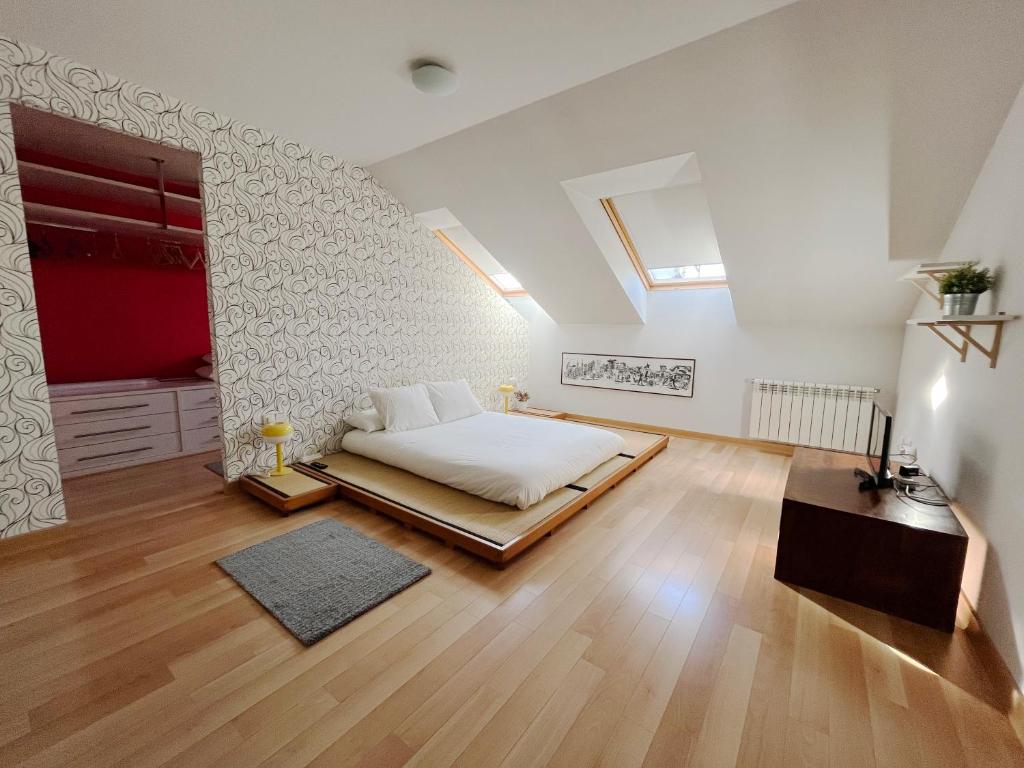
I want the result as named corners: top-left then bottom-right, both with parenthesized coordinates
top-left (570, 423), bottom-right (666, 458)
top-left (314, 452), bottom-right (582, 546)
top-left (571, 455), bottom-right (633, 490)
top-left (311, 423), bottom-right (665, 551)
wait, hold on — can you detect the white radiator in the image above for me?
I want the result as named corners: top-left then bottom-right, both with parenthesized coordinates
top-left (748, 379), bottom-right (880, 452)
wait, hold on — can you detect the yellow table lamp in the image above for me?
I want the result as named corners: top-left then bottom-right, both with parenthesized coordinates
top-left (261, 419), bottom-right (294, 476)
top-left (498, 384), bottom-right (515, 414)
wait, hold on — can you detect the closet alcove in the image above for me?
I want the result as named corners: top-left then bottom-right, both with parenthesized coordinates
top-left (12, 104), bottom-right (223, 497)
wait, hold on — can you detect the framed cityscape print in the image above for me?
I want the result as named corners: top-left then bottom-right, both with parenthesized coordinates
top-left (561, 353), bottom-right (695, 398)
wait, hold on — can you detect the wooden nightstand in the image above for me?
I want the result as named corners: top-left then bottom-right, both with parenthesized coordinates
top-left (514, 407), bottom-right (567, 419)
top-left (240, 468), bottom-right (336, 514)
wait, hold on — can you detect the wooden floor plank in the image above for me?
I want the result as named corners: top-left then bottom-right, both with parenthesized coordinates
top-left (827, 622), bottom-right (877, 768)
top-left (0, 438), bottom-right (1019, 768)
top-left (788, 596), bottom-right (833, 734)
top-left (640, 593), bottom-right (741, 768)
top-left (545, 611), bottom-right (670, 768)
top-left (782, 719), bottom-right (830, 767)
top-left (687, 623), bottom-right (763, 768)
top-left (452, 630), bottom-right (592, 768)
top-left (497, 658), bottom-right (605, 768)
top-left (900, 658), bottom-right (969, 768)
top-left (733, 544), bottom-right (799, 768)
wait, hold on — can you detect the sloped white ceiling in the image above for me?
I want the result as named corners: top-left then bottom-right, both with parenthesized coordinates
top-left (0, 0), bottom-right (797, 165)
top-left (372, 0), bottom-right (1024, 326)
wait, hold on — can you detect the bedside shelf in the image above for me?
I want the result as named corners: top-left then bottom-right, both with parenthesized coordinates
top-left (907, 314), bottom-right (1018, 368)
top-left (511, 407), bottom-right (567, 419)
top-left (240, 469), bottom-right (337, 514)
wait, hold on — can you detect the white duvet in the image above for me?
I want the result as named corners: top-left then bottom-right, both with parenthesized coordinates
top-left (341, 412), bottom-right (626, 509)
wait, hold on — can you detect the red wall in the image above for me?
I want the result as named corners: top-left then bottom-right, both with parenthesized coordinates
top-left (29, 229), bottom-right (211, 384)
top-left (19, 145), bottom-right (210, 384)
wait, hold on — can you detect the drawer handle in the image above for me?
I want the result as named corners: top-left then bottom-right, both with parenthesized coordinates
top-left (77, 446), bottom-right (153, 462)
top-left (74, 425), bottom-right (150, 439)
top-left (70, 403), bottom-right (148, 415)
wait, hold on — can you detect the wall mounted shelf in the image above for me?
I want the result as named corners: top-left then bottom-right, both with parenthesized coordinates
top-left (23, 202), bottom-right (204, 244)
top-left (900, 262), bottom-right (974, 308)
top-left (14, 129), bottom-right (204, 247)
top-left (18, 161), bottom-right (201, 212)
top-left (906, 314), bottom-right (1018, 369)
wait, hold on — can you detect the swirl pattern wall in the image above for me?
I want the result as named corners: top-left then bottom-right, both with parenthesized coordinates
top-left (0, 37), bottom-right (529, 537)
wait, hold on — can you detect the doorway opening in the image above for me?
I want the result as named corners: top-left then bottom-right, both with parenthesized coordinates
top-left (11, 104), bottom-right (222, 519)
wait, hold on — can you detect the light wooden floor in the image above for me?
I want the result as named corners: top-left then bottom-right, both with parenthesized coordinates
top-left (1, 438), bottom-right (1022, 768)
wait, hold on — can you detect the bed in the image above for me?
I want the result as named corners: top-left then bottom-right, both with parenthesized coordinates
top-left (299, 415), bottom-right (668, 565)
top-left (340, 411), bottom-right (626, 509)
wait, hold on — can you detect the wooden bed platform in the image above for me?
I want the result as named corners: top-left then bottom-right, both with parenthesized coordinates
top-left (299, 424), bottom-right (668, 565)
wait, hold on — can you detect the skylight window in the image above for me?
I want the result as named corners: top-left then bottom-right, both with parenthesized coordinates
top-left (648, 263), bottom-right (726, 283)
top-left (414, 209), bottom-right (527, 299)
top-left (490, 272), bottom-right (523, 293)
top-left (426, 224), bottom-right (527, 299)
top-left (600, 180), bottom-right (726, 292)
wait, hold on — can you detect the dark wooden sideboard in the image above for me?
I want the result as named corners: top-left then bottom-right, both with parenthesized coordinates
top-left (775, 447), bottom-right (967, 632)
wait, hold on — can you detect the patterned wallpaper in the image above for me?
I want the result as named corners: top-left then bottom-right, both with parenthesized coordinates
top-left (0, 37), bottom-right (529, 538)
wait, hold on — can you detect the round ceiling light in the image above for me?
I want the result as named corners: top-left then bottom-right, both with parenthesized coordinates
top-left (410, 63), bottom-right (459, 96)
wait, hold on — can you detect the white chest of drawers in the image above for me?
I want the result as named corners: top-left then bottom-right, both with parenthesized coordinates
top-left (49, 379), bottom-right (222, 477)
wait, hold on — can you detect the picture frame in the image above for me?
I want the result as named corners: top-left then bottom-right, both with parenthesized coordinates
top-left (560, 352), bottom-right (695, 398)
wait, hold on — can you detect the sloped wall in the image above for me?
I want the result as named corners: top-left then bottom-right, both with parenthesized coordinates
top-left (894, 83), bottom-right (1024, 687)
top-left (0, 37), bottom-right (528, 537)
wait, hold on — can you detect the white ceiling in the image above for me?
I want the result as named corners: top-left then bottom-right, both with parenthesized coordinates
top-left (0, 0), bottom-right (797, 165)
top-left (373, 0), bottom-right (1024, 326)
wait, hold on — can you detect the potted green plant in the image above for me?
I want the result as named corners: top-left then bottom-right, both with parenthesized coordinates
top-left (938, 263), bottom-right (994, 316)
top-left (513, 389), bottom-right (530, 411)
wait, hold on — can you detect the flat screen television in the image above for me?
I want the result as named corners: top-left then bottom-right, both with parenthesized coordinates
top-left (856, 401), bottom-right (893, 490)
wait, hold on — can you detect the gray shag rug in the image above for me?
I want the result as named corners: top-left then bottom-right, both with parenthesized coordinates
top-left (217, 519), bottom-right (430, 645)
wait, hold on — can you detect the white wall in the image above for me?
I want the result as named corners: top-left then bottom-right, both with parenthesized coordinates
top-left (518, 289), bottom-right (905, 438)
top-left (894, 84), bottom-right (1024, 686)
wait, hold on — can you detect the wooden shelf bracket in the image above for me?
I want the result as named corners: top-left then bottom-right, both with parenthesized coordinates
top-left (908, 315), bottom-right (1017, 369)
top-left (908, 274), bottom-right (942, 307)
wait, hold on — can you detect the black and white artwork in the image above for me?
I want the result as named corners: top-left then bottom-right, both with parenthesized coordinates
top-left (561, 353), bottom-right (695, 398)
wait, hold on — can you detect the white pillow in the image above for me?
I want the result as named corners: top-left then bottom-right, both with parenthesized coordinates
top-left (425, 379), bottom-right (483, 423)
top-left (344, 407), bottom-right (384, 433)
top-left (370, 384), bottom-right (440, 432)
